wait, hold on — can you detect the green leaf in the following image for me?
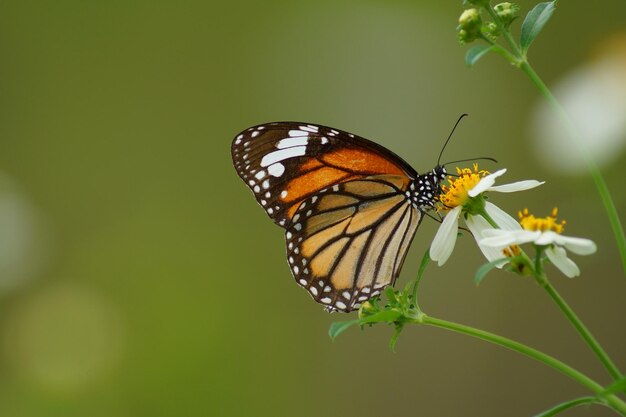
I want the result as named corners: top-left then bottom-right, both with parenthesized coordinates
top-left (359, 309), bottom-right (402, 325)
top-left (385, 287), bottom-right (398, 304)
top-left (465, 45), bottom-right (494, 67)
top-left (328, 320), bottom-right (358, 340)
top-left (533, 396), bottom-right (602, 417)
top-left (520, 1), bottom-right (557, 54)
top-left (601, 375), bottom-right (626, 395)
top-left (474, 258), bottom-right (509, 285)
top-left (389, 323), bottom-right (405, 352)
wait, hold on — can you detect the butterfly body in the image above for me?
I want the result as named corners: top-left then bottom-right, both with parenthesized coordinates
top-left (232, 122), bottom-right (446, 312)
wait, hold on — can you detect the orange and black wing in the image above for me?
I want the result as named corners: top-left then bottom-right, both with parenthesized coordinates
top-left (284, 176), bottom-right (421, 312)
top-left (231, 122), bottom-right (417, 227)
top-left (231, 122), bottom-right (423, 312)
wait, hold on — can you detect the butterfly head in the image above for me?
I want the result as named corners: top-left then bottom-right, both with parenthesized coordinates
top-left (410, 165), bottom-right (447, 210)
top-left (432, 165), bottom-right (447, 183)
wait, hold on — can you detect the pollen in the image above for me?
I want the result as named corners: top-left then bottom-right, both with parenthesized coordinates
top-left (518, 207), bottom-right (566, 233)
top-left (502, 245), bottom-right (521, 258)
top-left (437, 164), bottom-right (489, 210)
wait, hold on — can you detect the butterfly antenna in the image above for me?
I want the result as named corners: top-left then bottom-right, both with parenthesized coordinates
top-left (443, 156), bottom-right (498, 165)
top-left (437, 113), bottom-right (468, 166)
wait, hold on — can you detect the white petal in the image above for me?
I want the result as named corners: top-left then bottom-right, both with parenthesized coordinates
top-left (430, 206), bottom-right (461, 266)
top-left (465, 215), bottom-right (509, 267)
top-left (552, 235), bottom-right (597, 255)
top-left (468, 169), bottom-right (507, 197)
top-left (534, 230), bottom-right (560, 246)
top-left (488, 180), bottom-right (545, 193)
top-left (484, 202), bottom-right (523, 231)
top-left (546, 246), bottom-right (580, 278)
top-left (480, 229), bottom-right (541, 247)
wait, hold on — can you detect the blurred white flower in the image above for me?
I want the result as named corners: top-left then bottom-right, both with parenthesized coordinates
top-left (531, 36), bottom-right (626, 173)
top-left (0, 172), bottom-right (50, 291)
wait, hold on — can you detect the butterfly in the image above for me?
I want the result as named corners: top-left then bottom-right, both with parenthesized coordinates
top-left (231, 121), bottom-right (450, 313)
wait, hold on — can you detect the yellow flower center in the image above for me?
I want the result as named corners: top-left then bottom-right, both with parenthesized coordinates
top-left (518, 207), bottom-right (566, 233)
top-left (438, 164), bottom-right (489, 211)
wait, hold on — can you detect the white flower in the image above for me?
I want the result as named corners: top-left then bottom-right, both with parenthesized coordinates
top-left (429, 166), bottom-right (544, 266)
top-left (479, 209), bottom-right (597, 278)
top-left (480, 229), bottom-right (597, 278)
top-left (465, 204), bottom-right (521, 267)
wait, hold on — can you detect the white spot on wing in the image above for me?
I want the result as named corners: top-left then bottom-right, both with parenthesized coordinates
top-left (335, 301), bottom-right (347, 309)
top-left (261, 147), bottom-right (307, 167)
top-left (277, 136), bottom-right (308, 149)
top-left (251, 131), bottom-right (259, 138)
top-left (280, 190), bottom-right (288, 198)
top-left (268, 163), bottom-right (285, 177)
top-left (299, 125), bottom-right (318, 133)
top-left (262, 179), bottom-right (270, 189)
top-left (254, 171), bottom-right (266, 180)
top-left (309, 286), bottom-right (317, 296)
top-left (288, 130), bottom-right (308, 137)
top-left (320, 137), bottom-right (329, 145)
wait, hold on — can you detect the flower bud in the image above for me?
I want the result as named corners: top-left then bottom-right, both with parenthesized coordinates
top-left (482, 21), bottom-right (500, 41)
top-left (457, 9), bottom-right (483, 44)
top-left (358, 301), bottom-right (379, 320)
top-left (494, 2), bottom-right (520, 27)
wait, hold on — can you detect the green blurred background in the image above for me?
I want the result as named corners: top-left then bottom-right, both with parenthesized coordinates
top-left (1, 1), bottom-right (625, 416)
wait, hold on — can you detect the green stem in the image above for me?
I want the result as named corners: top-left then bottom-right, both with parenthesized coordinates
top-left (483, 2), bottom-right (626, 274)
top-left (534, 270), bottom-right (623, 382)
top-left (418, 314), bottom-right (626, 414)
top-left (534, 396), bottom-right (609, 417)
top-left (479, 207), bottom-right (499, 229)
top-left (484, 5), bottom-right (523, 64)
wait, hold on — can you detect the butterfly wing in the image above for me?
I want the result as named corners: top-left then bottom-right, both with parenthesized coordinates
top-left (231, 122), bottom-right (417, 227)
top-left (232, 122), bottom-right (425, 312)
top-left (284, 175), bottom-right (421, 312)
